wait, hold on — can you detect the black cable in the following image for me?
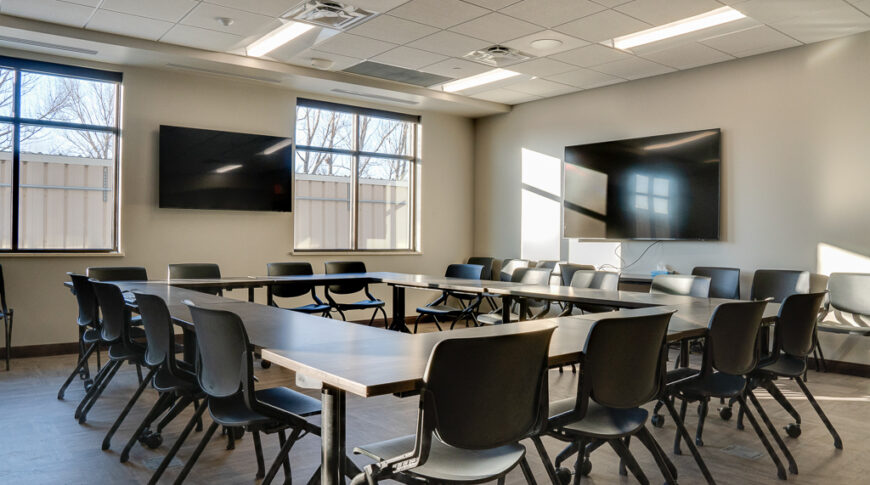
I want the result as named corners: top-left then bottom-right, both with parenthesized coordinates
top-left (599, 240), bottom-right (662, 272)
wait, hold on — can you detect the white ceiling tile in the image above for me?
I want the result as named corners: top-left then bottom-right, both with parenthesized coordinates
top-left (464, 0), bottom-right (522, 9)
top-left (203, 0), bottom-right (298, 17)
top-left (419, 57), bottom-right (491, 78)
top-left (592, 56), bottom-right (675, 79)
top-left (1, 0), bottom-right (95, 28)
top-left (614, 0), bottom-right (724, 26)
top-left (555, 9), bottom-right (651, 42)
top-left (503, 78), bottom-right (576, 96)
top-left (551, 44), bottom-right (632, 67)
top-left (288, 48), bottom-right (363, 71)
top-left (770, 2), bottom-right (870, 43)
top-left (180, 3), bottom-right (278, 38)
top-left (638, 42), bottom-right (735, 69)
top-left (449, 12), bottom-right (541, 43)
top-left (86, 9), bottom-right (174, 41)
top-left (501, 0), bottom-right (606, 28)
top-left (349, 14), bottom-right (438, 44)
top-left (101, 0), bottom-right (198, 23)
top-left (315, 33), bottom-right (397, 58)
top-left (161, 24), bottom-right (243, 51)
top-left (591, 0), bottom-right (632, 7)
top-left (62, 0), bottom-right (102, 6)
top-left (510, 58), bottom-right (577, 76)
top-left (407, 30), bottom-right (489, 57)
top-left (371, 46), bottom-right (447, 69)
top-left (849, 0), bottom-right (870, 16)
top-left (732, 0), bottom-right (837, 24)
top-left (701, 25), bottom-right (801, 57)
top-left (471, 88), bottom-right (541, 104)
top-left (502, 30), bottom-right (590, 56)
top-left (349, 0), bottom-right (411, 12)
top-left (547, 67), bottom-right (625, 88)
top-left (389, 0), bottom-right (488, 29)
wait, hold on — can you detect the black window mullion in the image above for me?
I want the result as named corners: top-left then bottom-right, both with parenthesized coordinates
top-left (11, 69), bottom-right (20, 250)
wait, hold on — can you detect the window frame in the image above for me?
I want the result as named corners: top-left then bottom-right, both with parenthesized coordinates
top-left (293, 98), bottom-right (420, 253)
top-left (0, 55), bottom-right (122, 254)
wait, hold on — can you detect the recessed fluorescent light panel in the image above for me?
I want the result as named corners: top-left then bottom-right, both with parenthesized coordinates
top-left (247, 21), bottom-right (315, 57)
top-left (214, 164), bottom-right (243, 174)
top-left (611, 6), bottom-right (745, 50)
top-left (441, 68), bottom-right (521, 93)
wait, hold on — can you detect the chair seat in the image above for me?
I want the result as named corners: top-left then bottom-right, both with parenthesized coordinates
top-left (548, 399), bottom-right (648, 439)
top-left (674, 372), bottom-right (747, 400)
top-left (152, 367), bottom-right (199, 394)
top-left (82, 328), bottom-right (102, 344)
top-left (666, 367), bottom-right (700, 386)
top-left (477, 313), bottom-right (519, 325)
top-left (817, 322), bottom-right (870, 335)
top-left (255, 386), bottom-right (322, 418)
top-left (417, 304), bottom-right (464, 316)
top-left (107, 341), bottom-right (146, 363)
top-left (334, 299), bottom-right (385, 309)
top-left (288, 303), bottom-right (331, 314)
top-left (755, 354), bottom-right (806, 378)
top-left (354, 434), bottom-right (526, 483)
top-left (209, 394), bottom-right (275, 427)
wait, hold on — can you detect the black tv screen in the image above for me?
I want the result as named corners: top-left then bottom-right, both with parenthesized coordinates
top-left (563, 129), bottom-right (721, 240)
top-left (159, 125), bottom-right (293, 212)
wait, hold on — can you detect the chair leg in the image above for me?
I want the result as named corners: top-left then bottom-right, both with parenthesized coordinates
top-left (663, 397), bottom-right (716, 484)
top-left (102, 367), bottom-right (157, 450)
top-left (413, 314), bottom-right (422, 333)
top-left (794, 376), bottom-right (843, 449)
top-left (608, 438), bottom-right (649, 485)
top-left (58, 342), bottom-right (98, 400)
top-left (148, 399), bottom-right (209, 485)
top-left (572, 438), bottom-right (590, 485)
top-left (554, 441), bottom-right (579, 469)
top-left (636, 426), bottom-right (677, 485)
top-left (815, 337), bottom-right (828, 373)
top-left (618, 436), bottom-right (630, 476)
top-left (264, 428), bottom-right (301, 485)
top-left (155, 395), bottom-right (193, 433)
top-left (531, 436), bottom-right (563, 485)
top-left (737, 394), bottom-right (788, 480)
top-left (253, 429), bottom-right (266, 479)
top-left (172, 420), bottom-right (219, 485)
top-left (696, 398), bottom-right (709, 446)
top-left (759, 379), bottom-right (801, 425)
top-left (77, 360), bottom-right (122, 423)
top-left (746, 389), bottom-right (798, 474)
top-left (519, 456), bottom-right (537, 485)
top-left (4, 314), bottom-right (11, 371)
top-left (73, 358), bottom-right (114, 418)
top-left (674, 397), bottom-right (688, 455)
top-left (121, 392), bottom-right (173, 463)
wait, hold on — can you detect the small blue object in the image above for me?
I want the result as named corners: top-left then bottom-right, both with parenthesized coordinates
top-left (650, 270), bottom-right (669, 277)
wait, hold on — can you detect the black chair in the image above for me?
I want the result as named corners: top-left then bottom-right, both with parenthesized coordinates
top-left (0, 265), bottom-right (11, 371)
top-left (169, 263), bottom-right (223, 295)
top-left (413, 263), bottom-right (484, 332)
top-left (533, 310), bottom-right (678, 485)
top-left (75, 281), bottom-right (147, 425)
top-left (499, 258), bottom-right (531, 281)
top-left (558, 270), bottom-right (620, 316)
top-left (466, 256), bottom-right (495, 280)
top-left (669, 300), bottom-right (792, 480)
top-left (751, 269), bottom-right (809, 302)
top-left (559, 263), bottom-right (596, 287)
top-left (537, 260), bottom-right (564, 285)
top-left (692, 266), bottom-right (741, 299)
top-left (324, 261), bottom-right (387, 325)
top-left (57, 274), bottom-right (102, 399)
top-left (267, 262), bottom-right (331, 317)
top-left (817, 272), bottom-right (870, 336)
top-left (351, 326), bottom-right (555, 485)
top-left (650, 274), bottom-right (711, 298)
top-left (87, 266), bottom-right (148, 281)
top-left (745, 292), bottom-right (843, 452)
top-left (175, 303), bottom-right (322, 484)
top-left (477, 267), bottom-right (552, 324)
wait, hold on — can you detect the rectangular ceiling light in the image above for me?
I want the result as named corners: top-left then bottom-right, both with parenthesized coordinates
top-left (612, 7), bottom-right (745, 50)
top-left (247, 21), bottom-right (314, 57)
top-left (441, 68), bottom-right (521, 93)
top-left (214, 164), bottom-right (243, 173)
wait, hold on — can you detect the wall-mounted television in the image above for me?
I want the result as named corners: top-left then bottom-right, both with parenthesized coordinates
top-left (159, 125), bottom-right (293, 212)
top-left (563, 129), bottom-right (721, 240)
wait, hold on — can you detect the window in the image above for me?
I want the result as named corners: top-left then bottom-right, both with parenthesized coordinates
top-left (0, 56), bottom-right (121, 252)
top-left (294, 99), bottom-right (418, 251)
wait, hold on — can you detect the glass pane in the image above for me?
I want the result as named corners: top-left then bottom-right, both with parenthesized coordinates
top-left (357, 157), bottom-right (411, 250)
top-left (360, 116), bottom-right (414, 156)
top-left (20, 72), bottom-right (117, 127)
top-left (18, 125), bottom-right (116, 249)
top-left (295, 106), bottom-right (353, 150)
top-left (294, 151), bottom-right (352, 250)
top-left (0, 123), bottom-right (12, 249)
top-left (0, 68), bottom-right (14, 118)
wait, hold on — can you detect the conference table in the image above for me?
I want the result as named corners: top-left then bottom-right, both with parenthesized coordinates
top-left (69, 272), bottom-right (781, 485)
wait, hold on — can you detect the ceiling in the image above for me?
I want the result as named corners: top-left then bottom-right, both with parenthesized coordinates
top-left (0, 0), bottom-right (869, 112)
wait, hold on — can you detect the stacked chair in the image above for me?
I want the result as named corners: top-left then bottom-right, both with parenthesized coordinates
top-left (169, 263), bottom-right (223, 295)
top-left (57, 274), bottom-right (103, 399)
top-left (267, 262), bottom-right (331, 317)
top-left (324, 261), bottom-right (387, 324)
top-left (413, 263), bottom-right (484, 332)
top-left (477, 267), bottom-right (552, 324)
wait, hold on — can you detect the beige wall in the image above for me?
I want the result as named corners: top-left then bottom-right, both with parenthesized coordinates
top-left (2, 59), bottom-right (475, 348)
top-left (474, 31), bottom-right (870, 363)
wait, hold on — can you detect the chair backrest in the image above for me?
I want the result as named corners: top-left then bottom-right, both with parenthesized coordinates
top-left (421, 327), bottom-right (555, 450)
top-left (268, 262), bottom-right (315, 299)
top-left (87, 266), bottom-right (148, 281)
top-left (0, 264), bottom-right (7, 314)
top-left (704, 300), bottom-right (768, 376)
top-left (828, 273), bottom-right (870, 316)
top-left (650, 274), bottom-right (711, 298)
top-left (133, 292), bottom-right (178, 369)
top-left (590, 271), bottom-right (620, 290)
top-left (445, 263), bottom-right (484, 280)
top-left (68, 273), bottom-right (98, 329)
top-left (518, 267), bottom-right (552, 286)
top-left (692, 266), bottom-right (740, 299)
top-left (499, 259), bottom-right (530, 282)
top-left (578, 311), bottom-right (674, 410)
top-left (324, 261), bottom-right (368, 294)
top-left (559, 263), bottom-right (596, 286)
top-left (91, 281), bottom-right (129, 343)
top-left (750, 269), bottom-right (809, 303)
top-left (776, 292), bottom-right (827, 358)
top-left (169, 263), bottom-right (221, 279)
top-left (186, 303), bottom-right (251, 399)
top-left (569, 270), bottom-right (596, 289)
top-left (466, 257), bottom-right (494, 280)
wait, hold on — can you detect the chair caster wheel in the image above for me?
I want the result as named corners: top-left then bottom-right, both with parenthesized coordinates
top-left (79, 368), bottom-right (89, 380)
top-left (581, 459), bottom-right (592, 476)
top-left (143, 432), bottom-right (163, 449)
top-left (231, 427), bottom-right (245, 440)
top-left (719, 407), bottom-right (732, 421)
top-left (83, 379), bottom-right (94, 392)
top-left (651, 414), bottom-right (665, 428)
top-left (784, 423), bottom-right (801, 438)
top-left (260, 359), bottom-right (271, 369)
top-left (556, 467), bottom-right (572, 485)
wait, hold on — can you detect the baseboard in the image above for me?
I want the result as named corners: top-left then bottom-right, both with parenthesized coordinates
top-left (0, 334), bottom-right (187, 360)
top-left (808, 357), bottom-right (870, 378)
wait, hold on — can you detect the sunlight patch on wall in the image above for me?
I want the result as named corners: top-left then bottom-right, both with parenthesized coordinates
top-left (521, 148), bottom-right (561, 261)
top-left (817, 242), bottom-right (870, 275)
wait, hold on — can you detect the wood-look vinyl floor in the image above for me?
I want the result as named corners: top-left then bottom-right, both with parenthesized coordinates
top-left (1, 323), bottom-right (867, 484)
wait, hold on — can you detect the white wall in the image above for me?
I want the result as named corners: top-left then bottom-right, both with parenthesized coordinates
top-left (474, 31), bottom-right (870, 363)
top-left (1, 55), bottom-right (475, 348)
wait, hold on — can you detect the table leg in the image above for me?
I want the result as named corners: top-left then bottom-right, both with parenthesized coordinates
top-left (182, 328), bottom-right (196, 366)
top-left (389, 285), bottom-right (410, 332)
top-left (679, 339), bottom-right (689, 368)
top-left (248, 287), bottom-right (255, 302)
top-left (266, 285), bottom-right (274, 306)
top-left (518, 299), bottom-right (529, 322)
top-left (321, 385), bottom-right (347, 485)
top-left (501, 296), bottom-right (513, 323)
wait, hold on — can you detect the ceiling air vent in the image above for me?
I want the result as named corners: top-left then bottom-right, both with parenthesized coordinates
top-left (286, 1), bottom-right (377, 30)
top-left (343, 61), bottom-right (452, 88)
top-left (464, 45), bottom-right (531, 67)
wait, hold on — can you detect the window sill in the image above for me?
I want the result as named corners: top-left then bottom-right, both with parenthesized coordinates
top-left (0, 251), bottom-right (125, 258)
top-left (290, 250), bottom-right (422, 256)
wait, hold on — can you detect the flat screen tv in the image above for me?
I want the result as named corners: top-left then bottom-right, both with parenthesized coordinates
top-left (159, 125), bottom-right (293, 212)
top-left (563, 129), bottom-right (721, 240)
